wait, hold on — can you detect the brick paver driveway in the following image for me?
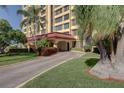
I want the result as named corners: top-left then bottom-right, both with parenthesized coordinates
top-left (0, 52), bottom-right (82, 88)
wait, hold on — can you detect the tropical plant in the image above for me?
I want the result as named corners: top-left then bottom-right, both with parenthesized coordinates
top-left (0, 19), bottom-right (12, 53)
top-left (74, 5), bottom-right (122, 61)
top-left (17, 5), bottom-right (47, 49)
top-left (74, 5), bottom-right (124, 79)
top-left (92, 6), bottom-right (121, 61)
top-left (8, 29), bottom-right (27, 44)
top-left (74, 5), bottom-right (94, 48)
top-left (36, 39), bottom-right (49, 48)
top-left (0, 19), bottom-right (27, 54)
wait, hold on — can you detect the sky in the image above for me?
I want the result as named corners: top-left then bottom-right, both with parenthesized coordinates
top-left (0, 5), bottom-right (22, 30)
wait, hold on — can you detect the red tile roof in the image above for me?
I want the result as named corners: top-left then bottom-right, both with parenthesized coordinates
top-left (27, 32), bottom-right (76, 42)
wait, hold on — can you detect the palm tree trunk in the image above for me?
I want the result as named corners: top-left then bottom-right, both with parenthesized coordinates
top-left (113, 36), bottom-right (118, 55)
top-left (89, 15), bottom-right (124, 80)
top-left (109, 38), bottom-right (117, 63)
top-left (97, 40), bottom-right (108, 63)
top-left (33, 21), bottom-right (38, 51)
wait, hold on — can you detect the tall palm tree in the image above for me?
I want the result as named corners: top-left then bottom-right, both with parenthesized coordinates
top-left (92, 6), bottom-right (121, 61)
top-left (17, 5), bottom-right (46, 50)
top-left (74, 5), bottom-right (122, 62)
top-left (74, 6), bottom-right (94, 49)
top-left (74, 5), bottom-right (124, 79)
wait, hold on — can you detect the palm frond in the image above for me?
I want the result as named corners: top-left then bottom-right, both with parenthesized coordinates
top-left (17, 10), bottom-right (30, 17)
top-left (40, 16), bottom-right (47, 23)
top-left (35, 6), bottom-right (44, 15)
top-left (27, 6), bottom-right (46, 18)
top-left (20, 18), bottom-right (30, 28)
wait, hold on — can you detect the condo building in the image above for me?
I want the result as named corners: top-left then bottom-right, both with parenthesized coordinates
top-left (22, 5), bottom-right (81, 51)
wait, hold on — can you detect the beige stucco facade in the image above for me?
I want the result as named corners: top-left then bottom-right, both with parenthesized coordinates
top-left (22, 5), bottom-right (78, 37)
top-left (22, 5), bottom-right (81, 50)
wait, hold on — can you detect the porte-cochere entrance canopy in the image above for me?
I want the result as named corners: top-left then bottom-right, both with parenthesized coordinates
top-left (27, 32), bottom-right (76, 42)
top-left (27, 32), bottom-right (76, 51)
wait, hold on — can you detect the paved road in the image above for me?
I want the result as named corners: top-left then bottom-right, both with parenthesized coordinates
top-left (0, 52), bottom-right (82, 88)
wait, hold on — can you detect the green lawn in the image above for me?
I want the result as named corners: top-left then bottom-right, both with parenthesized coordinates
top-left (71, 48), bottom-right (82, 51)
top-left (0, 53), bottom-right (37, 66)
top-left (23, 53), bottom-right (124, 88)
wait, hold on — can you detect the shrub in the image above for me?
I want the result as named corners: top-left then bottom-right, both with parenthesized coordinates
top-left (36, 39), bottom-right (49, 48)
top-left (8, 48), bottom-right (34, 55)
top-left (92, 46), bottom-right (100, 54)
top-left (84, 45), bottom-right (92, 52)
top-left (41, 47), bottom-right (58, 56)
top-left (9, 45), bottom-right (18, 49)
top-left (9, 48), bottom-right (28, 52)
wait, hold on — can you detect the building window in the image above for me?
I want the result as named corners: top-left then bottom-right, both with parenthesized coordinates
top-left (64, 5), bottom-right (69, 12)
top-left (55, 25), bottom-right (63, 31)
top-left (40, 5), bottom-right (45, 9)
top-left (64, 23), bottom-right (69, 29)
top-left (64, 14), bottom-right (69, 21)
top-left (55, 8), bottom-right (62, 15)
top-left (55, 16), bottom-right (63, 23)
top-left (41, 16), bottom-right (46, 21)
top-left (41, 10), bottom-right (45, 14)
top-left (71, 19), bottom-right (77, 26)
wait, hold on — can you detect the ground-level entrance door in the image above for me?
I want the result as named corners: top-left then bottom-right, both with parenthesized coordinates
top-left (57, 41), bottom-right (68, 51)
top-left (57, 41), bottom-right (73, 51)
top-left (67, 42), bottom-right (70, 51)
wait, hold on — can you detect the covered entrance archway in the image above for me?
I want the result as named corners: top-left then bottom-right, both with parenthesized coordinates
top-left (27, 32), bottom-right (76, 51)
top-left (58, 41), bottom-right (68, 51)
top-left (55, 41), bottom-right (71, 51)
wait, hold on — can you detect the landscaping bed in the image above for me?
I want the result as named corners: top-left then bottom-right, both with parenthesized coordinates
top-left (38, 47), bottom-right (58, 56)
top-left (23, 53), bottom-right (124, 88)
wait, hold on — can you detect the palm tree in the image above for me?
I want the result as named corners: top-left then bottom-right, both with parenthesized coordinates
top-left (17, 5), bottom-right (46, 50)
top-left (74, 6), bottom-right (94, 49)
top-left (90, 6), bottom-right (124, 80)
top-left (74, 5), bottom-right (122, 62)
top-left (92, 6), bottom-right (121, 61)
top-left (74, 5), bottom-right (124, 80)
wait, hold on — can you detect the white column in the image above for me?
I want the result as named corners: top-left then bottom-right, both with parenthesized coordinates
top-left (53, 41), bottom-right (58, 48)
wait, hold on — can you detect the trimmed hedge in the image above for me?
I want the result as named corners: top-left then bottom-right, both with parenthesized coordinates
top-left (9, 49), bottom-right (28, 53)
top-left (38, 47), bottom-right (58, 56)
top-left (8, 48), bottom-right (34, 55)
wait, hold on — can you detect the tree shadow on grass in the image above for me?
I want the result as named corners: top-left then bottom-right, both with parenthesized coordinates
top-left (85, 58), bottom-right (99, 67)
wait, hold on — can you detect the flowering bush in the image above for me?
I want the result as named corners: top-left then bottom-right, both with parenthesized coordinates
top-left (41, 47), bottom-right (58, 56)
